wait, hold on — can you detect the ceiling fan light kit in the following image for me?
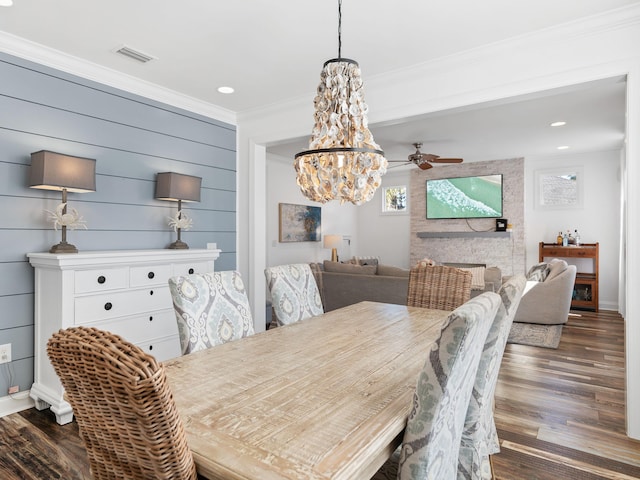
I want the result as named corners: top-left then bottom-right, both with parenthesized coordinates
top-left (294, 0), bottom-right (387, 206)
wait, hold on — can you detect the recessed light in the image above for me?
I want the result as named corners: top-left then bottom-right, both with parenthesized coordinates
top-left (218, 86), bottom-right (234, 94)
top-left (557, 145), bottom-right (570, 150)
top-left (550, 121), bottom-right (566, 127)
top-left (0, 0), bottom-right (13, 6)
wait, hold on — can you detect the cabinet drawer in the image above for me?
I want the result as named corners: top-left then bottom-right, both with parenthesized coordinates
top-left (138, 335), bottom-right (181, 362)
top-left (173, 261), bottom-right (213, 276)
top-left (75, 268), bottom-right (128, 294)
top-left (83, 310), bottom-right (178, 344)
top-left (130, 264), bottom-right (172, 287)
top-left (74, 286), bottom-right (172, 323)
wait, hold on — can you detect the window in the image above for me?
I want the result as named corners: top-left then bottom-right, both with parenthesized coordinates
top-left (382, 185), bottom-right (408, 214)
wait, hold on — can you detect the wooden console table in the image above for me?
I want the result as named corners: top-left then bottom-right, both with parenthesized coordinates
top-left (539, 242), bottom-right (599, 311)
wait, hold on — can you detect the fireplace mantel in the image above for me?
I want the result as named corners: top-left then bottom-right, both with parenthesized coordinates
top-left (417, 231), bottom-right (511, 239)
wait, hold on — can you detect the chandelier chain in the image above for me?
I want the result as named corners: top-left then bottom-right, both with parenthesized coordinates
top-left (338, 0), bottom-right (342, 58)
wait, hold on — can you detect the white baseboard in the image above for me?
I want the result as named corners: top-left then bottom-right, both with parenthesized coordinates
top-left (599, 301), bottom-right (619, 312)
top-left (0, 390), bottom-right (35, 418)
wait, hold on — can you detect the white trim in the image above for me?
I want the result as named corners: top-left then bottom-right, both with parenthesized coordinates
top-left (0, 31), bottom-right (237, 125)
top-left (0, 391), bottom-right (34, 418)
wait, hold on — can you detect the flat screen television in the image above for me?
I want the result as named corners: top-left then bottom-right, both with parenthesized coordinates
top-left (426, 174), bottom-right (503, 219)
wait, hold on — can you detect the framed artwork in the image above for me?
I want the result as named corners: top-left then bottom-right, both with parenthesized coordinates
top-left (278, 203), bottom-right (321, 242)
top-left (382, 185), bottom-right (408, 214)
top-left (535, 167), bottom-right (583, 209)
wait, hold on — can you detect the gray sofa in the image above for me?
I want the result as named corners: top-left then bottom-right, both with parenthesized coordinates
top-left (310, 261), bottom-right (503, 312)
top-left (513, 259), bottom-right (577, 325)
top-left (310, 261), bottom-right (409, 312)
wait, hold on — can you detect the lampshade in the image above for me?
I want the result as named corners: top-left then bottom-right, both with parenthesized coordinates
top-left (29, 150), bottom-right (96, 192)
top-left (323, 234), bottom-right (343, 249)
top-left (324, 234), bottom-right (342, 262)
top-left (155, 172), bottom-right (202, 202)
top-left (295, 0), bottom-right (387, 206)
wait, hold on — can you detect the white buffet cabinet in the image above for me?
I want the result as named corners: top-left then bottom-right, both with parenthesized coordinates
top-left (27, 248), bottom-right (220, 425)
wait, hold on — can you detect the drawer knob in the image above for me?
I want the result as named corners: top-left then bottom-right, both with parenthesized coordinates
top-left (188, 268), bottom-right (195, 274)
top-left (148, 271), bottom-right (155, 279)
top-left (104, 302), bottom-right (113, 311)
top-left (149, 290), bottom-right (154, 296)
top-left (149, 316), bottom-right (153, 322)
top-left (148, 345), bottom-right (153, 351)
top-left (97, 276), bottom-right (106, 284)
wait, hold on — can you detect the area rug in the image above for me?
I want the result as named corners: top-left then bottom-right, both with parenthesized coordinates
top-left (507, 322), bottom-right (563, 349)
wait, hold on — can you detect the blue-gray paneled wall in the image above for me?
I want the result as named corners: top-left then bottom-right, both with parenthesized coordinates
top-left (0, 52), bottom-right (237, 397)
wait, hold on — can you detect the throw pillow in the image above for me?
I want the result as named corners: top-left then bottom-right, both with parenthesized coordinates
top-left (323, 260), bottom-right (377, 275)
top-left (526, 262), bottom-right (550, 282)
top-left (353, 256), bottom-right (380, 266)
top-left (460, 266), bottom-right (486, 290)
top-left (545, 258), bottom-right (568, 281)
top-left (376, 264), bottom-right (411, 277)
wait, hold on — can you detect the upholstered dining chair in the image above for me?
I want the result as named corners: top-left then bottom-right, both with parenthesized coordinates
top-left (457, 275), bottom-right (527, 480)
top-left (169, 270), bottom-right (255, 354)
top-left (264, 263), bottom-right (324, 328)
top-left (373, 292), bottom-right (501, 480)
top-left (407, 264), bottom-right (473, 310)
top-left (47, 326), bottom-right (197, 480)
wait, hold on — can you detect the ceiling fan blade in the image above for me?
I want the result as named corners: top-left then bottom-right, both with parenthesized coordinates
top-left (429, 157), bottom-right (464, 163)
top-left (387, 160), bottom-right (412, 170)
top-left (417, 162), bottom-right (433, 170)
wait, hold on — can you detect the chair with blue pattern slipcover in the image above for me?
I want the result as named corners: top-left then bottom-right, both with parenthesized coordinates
top-left (168, 270), bottom-right (255, 355)
top-left (265, 263), bottom-right (324, 328)
top-left (457, 274), bottom-right (527, 480)
top-left (372, 292), bottom-right (500, 480)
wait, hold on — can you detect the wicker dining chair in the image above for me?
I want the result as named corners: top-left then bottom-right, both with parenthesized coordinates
top-left (47, 326), bottom-right (197, 480)
top-left (265, 263), bottom-right (324, 328)
top-left (372, 292), bottom-right (501, 480)
top-left (168, 270), bottom-right (255, 354)
top-left (407, 264), bottom-right (473, 310)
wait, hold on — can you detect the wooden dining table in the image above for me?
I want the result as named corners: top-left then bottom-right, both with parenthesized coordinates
top-left (164, 301), bottom-right (450, 480)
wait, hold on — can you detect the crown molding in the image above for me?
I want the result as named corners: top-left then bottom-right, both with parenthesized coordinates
top-left (0, 31), bottom-right (237, 126)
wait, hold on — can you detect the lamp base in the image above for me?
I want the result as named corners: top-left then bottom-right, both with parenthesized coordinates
top-left (168, 240), bottom-right (189, 250)
top-left (49, 241), bottom-right (78, 254)
top-left (331, 248), bottom-right (338, 262)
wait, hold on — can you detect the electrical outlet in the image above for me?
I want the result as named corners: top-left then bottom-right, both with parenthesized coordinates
top-left (0, 343), bottom-right (11, 364)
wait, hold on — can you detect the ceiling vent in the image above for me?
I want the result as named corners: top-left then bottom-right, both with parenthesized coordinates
top-left (113, 45), bottom-right (156, 63)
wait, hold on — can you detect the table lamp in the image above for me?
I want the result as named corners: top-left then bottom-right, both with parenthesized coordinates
top-left (29, 150), bottom-right (96, 254)
top-left (155, 172), bottom-right (201, 249)
top-left (323, 234), bottom-right (343, 262)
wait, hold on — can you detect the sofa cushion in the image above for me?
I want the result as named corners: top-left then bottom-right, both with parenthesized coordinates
top-left (376, 264), bottom-right (410, 278)
top-left (545, 258), bottom-right (568, 281)
top-left (323, 260), bottom-right (377, 275)
top-left (526, 262), bottom-right (549, 282)
top-left (460, 266), bottom-right (486, 290)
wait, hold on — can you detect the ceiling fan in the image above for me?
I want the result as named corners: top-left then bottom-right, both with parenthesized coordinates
top-left (388, 142), bottom-right (464, 170)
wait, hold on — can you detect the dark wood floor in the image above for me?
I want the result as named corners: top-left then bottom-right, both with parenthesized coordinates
top-left (1, 309), bottom-right (639, 479)
top-left (493, 309), bottom-right (640, 479)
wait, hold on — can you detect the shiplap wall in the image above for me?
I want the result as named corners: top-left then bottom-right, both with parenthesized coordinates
top-left (0, 52), bottom-right (236, 398)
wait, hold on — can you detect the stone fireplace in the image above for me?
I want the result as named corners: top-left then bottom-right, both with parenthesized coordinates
top-left (410, 158), bottom-right (525, 276)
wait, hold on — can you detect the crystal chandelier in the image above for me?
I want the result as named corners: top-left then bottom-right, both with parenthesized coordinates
top-left (295, 0), bottom-right (387, 206)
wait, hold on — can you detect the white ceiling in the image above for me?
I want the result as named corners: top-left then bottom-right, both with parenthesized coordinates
top-left (0, 0), bottom-right (632, 163)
